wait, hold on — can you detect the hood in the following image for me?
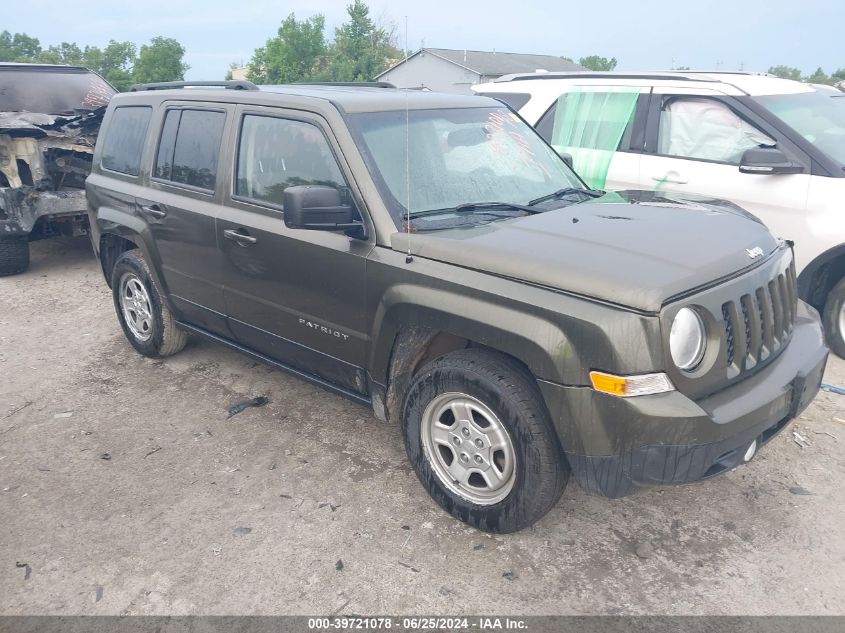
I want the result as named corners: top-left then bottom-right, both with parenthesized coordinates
top-left (391, 191), bottom-right (780, 312)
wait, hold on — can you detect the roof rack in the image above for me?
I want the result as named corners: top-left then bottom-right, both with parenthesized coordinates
top-left (129, 80), bottom-right (258, 92)
top-left (495, 72), bottom-right (719, 83)
top-left (292, 81), bottom-right (396, 88)
top-left (494, 70), bottom-right (777, 83)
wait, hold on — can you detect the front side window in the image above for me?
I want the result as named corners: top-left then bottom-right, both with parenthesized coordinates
top-left (754, 90), bottom-right (845, 167)
top-left (101, 106), bottom-right (151, 176)
top-left (536, 88), bottom-right (640, 189)
top-left (658, 97), bottom-right (774, 164)
top-left (235, 115), bottom-right (345, 207)
top-left (154, 109), bottom-right (226, 190)
top-left (348, 106), bottom-right (583, 227)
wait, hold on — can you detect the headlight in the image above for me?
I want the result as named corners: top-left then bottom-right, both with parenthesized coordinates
top-left (670, 307), bottom-right (706, 371)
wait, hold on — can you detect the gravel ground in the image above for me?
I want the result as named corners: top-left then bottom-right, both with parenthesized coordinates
top-left (1, 237), bottom-right (844, 615)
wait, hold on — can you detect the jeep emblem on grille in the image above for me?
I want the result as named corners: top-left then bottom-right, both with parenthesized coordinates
top-left (746, 246), bottom-right (764, 259)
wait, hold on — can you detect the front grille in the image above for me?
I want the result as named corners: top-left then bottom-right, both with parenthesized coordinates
top-left (721, 259), bottom-right (797, 374)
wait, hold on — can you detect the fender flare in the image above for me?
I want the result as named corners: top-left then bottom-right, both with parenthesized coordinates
top-left (95, 207), bottom-right (173, 308)
top-left (369, 283), bottom-right (575, 388)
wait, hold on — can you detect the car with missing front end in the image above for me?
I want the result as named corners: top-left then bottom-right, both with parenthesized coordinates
top-left (0, 63), bottom-right (115, 275)
top-left (86, 80), bottom-right (828, 533)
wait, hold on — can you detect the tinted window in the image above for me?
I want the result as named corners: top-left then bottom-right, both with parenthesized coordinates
top-left (235, 115), bottom-right (344, 206)
top-left (657, 97), bottom-right (773, 164)
top-left (154, 109), bottom-right (179, 180)
top-left (154, 109), bottom-right (226, 190)
top-left (101, 106), bottom-right (151, 176)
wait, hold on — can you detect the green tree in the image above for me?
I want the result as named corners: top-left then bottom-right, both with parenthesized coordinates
top-left (768, 65), bottom-right (802, 81)
top-left (326, 0), bottom-right (401, 81)
top-left (37, 41), bottom-right (83, 65)
top-left (247, 13), bottom-right (327, 83)
top-left (132, 36), bottom-right (188, 85)
top-left (89, 40), bottom-right (137, 91)
top-left (804, 67), bottom-right (832, 85)
top-left (578, 55), bottom-right (617, 71)
top-left (830, 68), bottom-right (844, 82)
top-left (0, 31), bottom-right (42, 61)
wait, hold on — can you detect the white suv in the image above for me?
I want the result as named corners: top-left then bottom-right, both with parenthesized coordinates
top-left (474, 72), bottom-right (845, 356)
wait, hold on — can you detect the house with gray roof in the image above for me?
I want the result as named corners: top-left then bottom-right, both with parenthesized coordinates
top-left (375, 48), bottom-right (584, 94)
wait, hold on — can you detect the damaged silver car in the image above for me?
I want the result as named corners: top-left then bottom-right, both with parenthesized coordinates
top-left (0, 63), bottom-right (115, 275)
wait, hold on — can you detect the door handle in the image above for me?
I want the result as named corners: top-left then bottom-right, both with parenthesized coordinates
top-left (139, 203), bottom-right (167, 219)
top-left (223, 228), bottom-right (258, 246)
top-left (651, 174), bottom-right (688, 185)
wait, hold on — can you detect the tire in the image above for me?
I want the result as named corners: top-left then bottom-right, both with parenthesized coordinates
top-left (402, 349), bottom-right (568, 533)
top-left (823, 276), bottom-right (845, 358)
top-left (0, 238), bottom-right (30, 277)
top-left (111, 249), bottom-right (187, 358)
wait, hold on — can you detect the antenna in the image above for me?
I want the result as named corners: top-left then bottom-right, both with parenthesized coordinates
top-left (404, 15), bottom-right (413, 264)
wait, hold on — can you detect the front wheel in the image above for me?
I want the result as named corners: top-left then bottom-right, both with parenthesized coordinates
top-left (402, 349), bottom-right (568, 533)
top-left (823, 277), bottom-right (845, 358)
top-left (111, 249), bottom-right (187, 358)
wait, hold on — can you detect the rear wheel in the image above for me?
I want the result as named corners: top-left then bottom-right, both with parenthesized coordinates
top-left (111, 249), bottom-right (187, 358)
top-left (0, 238), bottom-right (30, 276)
top-left (402, 349), bottom-right (568, 533)
top-left (823, 277), bottom-right (845, 358)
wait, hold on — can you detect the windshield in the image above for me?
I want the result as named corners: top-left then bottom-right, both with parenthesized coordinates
top-left (755, 90), bottom-right (845, 167)
top-left (0, 68), bottom-right (116, 114)
top-left (347, 107), bottom-right (585, 227)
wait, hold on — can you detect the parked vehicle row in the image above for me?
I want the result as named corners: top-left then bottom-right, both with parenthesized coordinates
top-left (85, 81), bottom-right (828, 532)
top-left (474, 71), bottom-right (845, 355)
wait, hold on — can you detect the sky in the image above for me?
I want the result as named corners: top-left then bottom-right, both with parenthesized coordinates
top-left (6, 0), bottom-right (843, 80)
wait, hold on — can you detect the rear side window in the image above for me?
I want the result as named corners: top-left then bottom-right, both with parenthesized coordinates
top-left (101, 106), bottom-right (151, 176)
top-left (536, 90), bottom-right (638, 152)
top-left (154, 109), bottom-right (226, 190)
top-left (235, 115), bottom-right (345, 207)
top-left (534, 88), bottom-right (640, 189)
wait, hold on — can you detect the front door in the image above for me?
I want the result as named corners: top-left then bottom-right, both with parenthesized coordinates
top-left (637, 91), bottom-right (811, 245)
top-left (216, 107), bottom-right (372, 393)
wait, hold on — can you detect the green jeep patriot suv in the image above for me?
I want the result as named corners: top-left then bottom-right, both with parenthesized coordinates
top-left (86, 81), bottom-right (828, 533)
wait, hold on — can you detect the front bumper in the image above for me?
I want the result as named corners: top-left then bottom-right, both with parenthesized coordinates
top-left (0, 187), bottom-right (88, 238)
top-left (538, 300), bottom-right (828, 498)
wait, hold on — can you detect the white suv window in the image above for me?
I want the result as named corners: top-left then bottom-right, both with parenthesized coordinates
top-left (658, 97), bottom-right (773, 164)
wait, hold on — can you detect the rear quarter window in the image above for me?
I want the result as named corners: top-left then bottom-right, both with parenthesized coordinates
top-left (101, 106), bottom-right (152, 176)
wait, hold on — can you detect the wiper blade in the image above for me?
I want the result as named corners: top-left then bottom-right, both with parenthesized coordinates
top-left (409, 201), bottom-right (542, 219)
top-left (528, 187), bottom-right (604, 206)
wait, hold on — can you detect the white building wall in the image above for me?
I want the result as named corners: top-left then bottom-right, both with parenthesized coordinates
top-left (378, 52), bottom-right (481, 94)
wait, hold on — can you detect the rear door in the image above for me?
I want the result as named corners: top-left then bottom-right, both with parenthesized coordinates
top-left (216, 105), bottom-right (372, 393)
top-left (639, 89), bottom-right (811, 239)
top-left (531, 85), bottom-right (651, 190)
top-left (139, 103), bottom-right (233, 335)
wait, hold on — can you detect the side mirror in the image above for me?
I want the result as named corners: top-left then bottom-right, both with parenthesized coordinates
top-left (283, 185), bottom-right (362, 233)
top-left (739, 147), bottom-right (803, 175)
top-left (558, 151), bottom-right (574, 169)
